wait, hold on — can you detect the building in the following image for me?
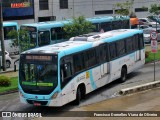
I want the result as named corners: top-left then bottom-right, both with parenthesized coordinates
top-left (2, 0), bottom-right (160, 25)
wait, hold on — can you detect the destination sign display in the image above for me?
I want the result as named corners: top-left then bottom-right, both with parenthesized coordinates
top-left (26, 55), bottom-right (52, 61)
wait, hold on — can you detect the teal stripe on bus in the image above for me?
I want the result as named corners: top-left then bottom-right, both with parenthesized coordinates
top-left (89, 70), bottom-right (97, 90)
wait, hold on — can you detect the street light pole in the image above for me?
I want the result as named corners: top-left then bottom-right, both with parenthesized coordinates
top-left (0, 0), bottom-right (6, 71)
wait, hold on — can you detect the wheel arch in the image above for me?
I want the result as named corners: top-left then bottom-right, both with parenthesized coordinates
top-left (77, 83), bottom-right (86, 99)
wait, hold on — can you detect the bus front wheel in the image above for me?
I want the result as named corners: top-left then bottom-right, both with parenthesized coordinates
top-left (120, 67), bottom-right (127, 82)
top-left (74, 87), bottom-right (81, 105)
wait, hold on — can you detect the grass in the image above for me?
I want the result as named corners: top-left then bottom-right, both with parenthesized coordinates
top-left (0, 77), bottom-right (18, 94)
top-left (145, 50), bottom-right (160, 63)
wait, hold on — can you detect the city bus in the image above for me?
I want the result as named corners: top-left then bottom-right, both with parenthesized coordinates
top-left (19, 16), bottom-right (130, 49)
top-left (1, 22), bottom-right (19, 54)
top-left (18, 29), bottom-right (145, 106)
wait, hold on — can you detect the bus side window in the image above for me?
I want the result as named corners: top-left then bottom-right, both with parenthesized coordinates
top-left (112, 21), bottom-right (122, 30)
top-left (116, 40), bottom-right (126, 57)
top-left (100, 22), bottom-right (112, 32)
top-left (122, 20), bottom-right (130, 29)
top-left (51, 28), bottom-right (57, 41)
top-left (138, 34), bottom-right (144, 49)
top-left (97, 44), bottom-right (108, 63)
top-left (84, 49), bottom-right (97, 69)
top-left (109, 43), bottom-right (117, 60)
top-left (3, 26), bottom-right (16, 40)
top-left (73, 53), bottom-right (85, 73)
top-left (126, 37), bottom-right (133, 53)
top-left (52, 27), bottom-right (63, 40)
top-left (38, 31), bottom-right (50, 46)
top-left (92, 23), bottom-right (99, 32)
top-left (132, 35), bottom-right (139, 51)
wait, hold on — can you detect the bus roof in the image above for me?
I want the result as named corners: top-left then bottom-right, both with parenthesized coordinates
top-left (20, 16), bottom-right (130, 29)
top-left (3, 22), bottom-right (18, 27)
top-left (71, 29), bottom-right (143, 43)
top-left (22, 29), bottom-right (143, 57)
top-left (21, 20), bottom-right (71, 29)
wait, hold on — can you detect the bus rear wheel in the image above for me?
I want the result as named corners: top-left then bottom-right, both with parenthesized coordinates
top-left (74, 87), bottom-right (81, 105)
top-left (120, 67), bottom-right (127, 82)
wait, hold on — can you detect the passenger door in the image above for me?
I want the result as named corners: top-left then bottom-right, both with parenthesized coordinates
top-left (97, 44), bottom-right (109, 87)
top-left (60, 56), bottom-right (74, 105)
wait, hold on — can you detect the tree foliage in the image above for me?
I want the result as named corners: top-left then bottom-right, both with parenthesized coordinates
top-left (7, 29), bottom-right (30, 52)
top-left (149, 4), bottom-right (160, 15)
top-left (114, 0), bottom-right (135, 17)
top-left (63, 16), bottom-right (95, 38)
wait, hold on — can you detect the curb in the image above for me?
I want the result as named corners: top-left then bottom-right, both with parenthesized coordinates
top-left (0, 89), bottom-right (18, 96)
top-left (119, 80), bottom-right (160, 95)
top-left (0, 70), bottom-right (18, 74)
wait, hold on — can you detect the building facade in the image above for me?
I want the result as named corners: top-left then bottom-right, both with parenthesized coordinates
top-left (2, 0), bottom-right (160, 25)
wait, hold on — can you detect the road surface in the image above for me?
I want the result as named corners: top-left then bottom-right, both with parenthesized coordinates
top-left (0, 61), bottom-right (160, 117)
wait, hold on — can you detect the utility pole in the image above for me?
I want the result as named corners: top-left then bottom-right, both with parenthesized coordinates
top-left (0, 0), bottom-right (6, 71)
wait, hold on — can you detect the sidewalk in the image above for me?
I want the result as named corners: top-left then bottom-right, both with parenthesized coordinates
top-left (35, 87), bottom-right (160, 120)
top-left (0, 71), bottom-right (18, 77)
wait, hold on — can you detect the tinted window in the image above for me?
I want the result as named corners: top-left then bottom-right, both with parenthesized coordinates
top-left (121, 20), bottom-right (130, 29)
top-left (112, 21), bottom-right (122, 30)
top-left (84, 49), bottom-right (97, 68)
top-left (109, 43), bottom-right (117, 60)
top-left (126, 37), bottom-right (133, 53)
top-left (3, 26), bottom-right (17, 40)
top-left (97, 44), bottom-right (108, 63)
top-left (51, 27), bottom-right (64, 40)
top-left (73, 53), bottom-right (85, 73)
top-left (61, 62), bottom-right (72, 88)
top-left (133, 35), bottom-right (139, 51)
top-left (116, 40), bottom-right (125, 56)
top-left (100, 22), bottom-right (112, 32)
top-left (92, 23), bottom-right (99, 32)
top-left (38, 31), bottom-right (50, 46)
top-left (139, 34), bottom-right (144, 49)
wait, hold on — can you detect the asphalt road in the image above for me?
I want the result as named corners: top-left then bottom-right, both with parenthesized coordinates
top-left (0, 61), bottom-right (160, 117)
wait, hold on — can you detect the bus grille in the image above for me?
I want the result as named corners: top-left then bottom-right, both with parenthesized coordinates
top-left (27, 100), bottom-right (48, 106)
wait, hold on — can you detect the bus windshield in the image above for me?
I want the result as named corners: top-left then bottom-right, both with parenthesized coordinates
top-left (3, 26), bottom-right (17, 40)
top-left (20, 26), bottom-right (37, 48)
top-left (19, 54), bottom-right (58, 95)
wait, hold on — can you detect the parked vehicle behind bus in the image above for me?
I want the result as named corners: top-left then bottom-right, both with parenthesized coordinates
top-left (19, 16), bottom-right (130, 49)
top-left (1, 22), bottom-right (19, 55)
top-left (18, 29), bottom-right (144, 106)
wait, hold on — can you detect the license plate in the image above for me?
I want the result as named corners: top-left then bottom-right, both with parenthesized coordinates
top-left (34, 102), bottom-right (41, 106)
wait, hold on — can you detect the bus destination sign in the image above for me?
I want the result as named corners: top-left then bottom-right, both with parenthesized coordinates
top-left (26, 55), bottom-right (52, 61)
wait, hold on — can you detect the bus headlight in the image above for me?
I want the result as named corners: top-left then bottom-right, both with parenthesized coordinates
top-left (51, 92), bottom-right (58, 99)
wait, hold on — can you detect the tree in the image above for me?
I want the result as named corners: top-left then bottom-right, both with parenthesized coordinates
top-left (149, 4), bottom-right (160, 29)
top-left (114, 0), bottom-right (135, 17)
top-left (7, 29), bottom-right (30, 53)
top-left (149, 4), bottom-right (160, 15)
top-left (63, 16), bottom-right (95, 39)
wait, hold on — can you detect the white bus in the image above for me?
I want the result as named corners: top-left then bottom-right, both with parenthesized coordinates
top-left (1, 22), bottom-right (19, 55)
top-left (18, 29), bottom-right (145, 106)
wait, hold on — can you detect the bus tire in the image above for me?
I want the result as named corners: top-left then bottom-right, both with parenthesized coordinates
top-left (120, 67), bottom-right (127, 82)
top-left (74, 87), bottom-right (81, 105)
